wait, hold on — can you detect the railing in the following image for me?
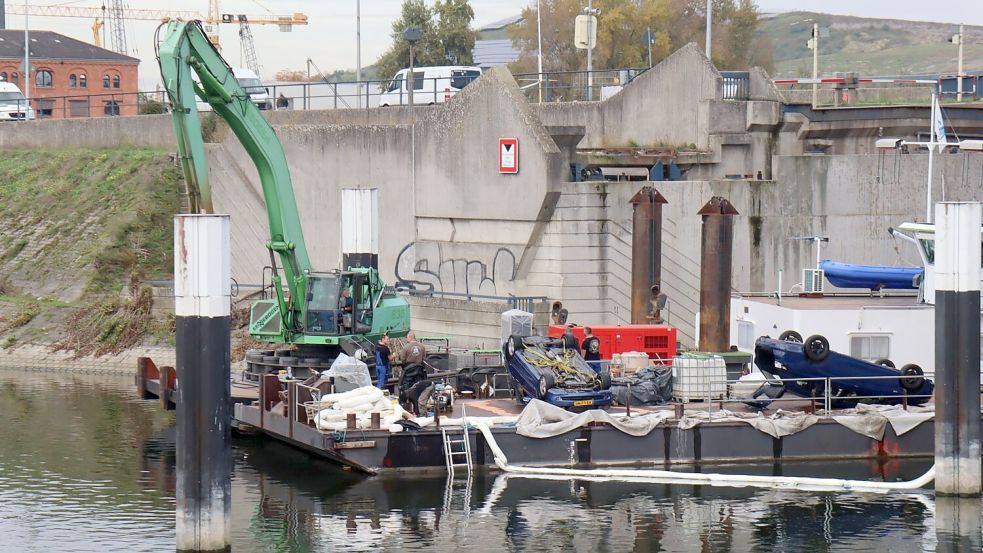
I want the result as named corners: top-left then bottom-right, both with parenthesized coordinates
top-left (1, 90), bottom-right (168, 120)
top-left (720, 71), bottom-right (750, 101)
top-left (407, 288), bottom-right (549, 310)
top-left (512, 68), bottom-right (648, 103)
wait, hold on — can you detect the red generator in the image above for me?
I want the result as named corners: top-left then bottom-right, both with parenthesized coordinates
top-left (547, 324), bottom-right (677, 362)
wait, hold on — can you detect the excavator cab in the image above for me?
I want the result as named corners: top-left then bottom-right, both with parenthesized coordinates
top-left (304, 272), bottom-right (372, 336)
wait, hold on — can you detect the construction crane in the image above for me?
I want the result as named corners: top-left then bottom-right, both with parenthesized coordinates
top-left (5, 3), bottom-right (308, 49)
top-left (92, 18), bottom-right (104, 48)
top-left (236, 15), bottom-right (261, 75)
top-left (106, 0), bottom-right (127, 55)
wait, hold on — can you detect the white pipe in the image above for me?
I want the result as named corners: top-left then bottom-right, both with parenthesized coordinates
top-left (469, 420), bottom-right (935, 494)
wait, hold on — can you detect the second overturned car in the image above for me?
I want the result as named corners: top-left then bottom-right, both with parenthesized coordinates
top-left (504, 335), bottom-right (613, 411)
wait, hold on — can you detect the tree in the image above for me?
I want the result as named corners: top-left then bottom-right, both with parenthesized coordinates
top-left (374, 0), bottom-right (476, 83)
top-left (434, 0), bottom-right (477, 65)
top-left (508, 0), bottom-right (772, 74)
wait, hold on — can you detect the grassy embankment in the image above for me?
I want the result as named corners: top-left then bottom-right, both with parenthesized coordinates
top-left (0, 149), bottom-right (183, 355)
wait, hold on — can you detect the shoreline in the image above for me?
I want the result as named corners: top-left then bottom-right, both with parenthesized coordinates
top-left (0, 343), bottom-right (176, 376)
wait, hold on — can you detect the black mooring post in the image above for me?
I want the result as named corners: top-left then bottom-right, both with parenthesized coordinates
top-left (934, 202), bottom-right (981, 497)
top-left (174, 215), bottom-right (232, 552)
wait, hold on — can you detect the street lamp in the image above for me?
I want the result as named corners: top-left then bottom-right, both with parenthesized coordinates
top-left (951, 24), bottom-right (965, 102)
top-left (791, 19), bottom-right (826, 108)
top-left (403, 27), bottom-right (422, 106)
top-left (356, 0), bottom-right (362, 108)
top-left (580, 2), bottom-right (600, 101)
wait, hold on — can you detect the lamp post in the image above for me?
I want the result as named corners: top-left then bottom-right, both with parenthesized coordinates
top-left (953, 24), bottom-right (965, 102)
top-left (582, 1), bottom-right (600, 101)
top-left (537, 0), bottom-right (543, 103)
top-left (305, 58), bottom-right (311, 110)
top-left (705, 0), bottom-right (712, 58)
top-left (403, 27), bottom-right (422, 107)
top-left (811, 23), bottom-right (819, 107)
top-left (356, 0), bottom-right (362, 108)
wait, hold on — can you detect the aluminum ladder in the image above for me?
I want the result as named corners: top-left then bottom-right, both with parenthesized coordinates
top-left (441, 424), bottom-right (473, 476)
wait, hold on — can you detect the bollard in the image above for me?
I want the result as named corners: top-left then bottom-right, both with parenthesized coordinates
top-left (370, 412), bottom-right (381, 430)
top-left (934, 202), bottom-right (982, 496)
top-left (174, 215), bottom-right (231, 552)
top-left (347, 413), bottom-right (357, 430)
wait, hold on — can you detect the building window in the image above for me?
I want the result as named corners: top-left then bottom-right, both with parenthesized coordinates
top-left (112, 75), bottom-right (121, 89)
top-left (849, 334), bottom-right (891, 362)
top-left (69, 74), bottom-right (77, 88)
top-left (37, 98), bottom-right (54, 118)
top-left (0, 72), bottom-right (6, 82)
top-left (737, 321), bottom-right (755, 351)
top-left (10, 72), bottom-right (18, 86)
top-left (104, 100), bottom-right (120, 117)
top-left (79, 74), bottom-right (87, 88)
top-left (103, 74), bottom-right (110, 89)
top-left (69, 99), bottom-right (89, 118)
top-left (36, 70), bottom-right (53, 88)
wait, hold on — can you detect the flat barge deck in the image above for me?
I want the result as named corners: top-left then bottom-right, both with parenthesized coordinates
top-left (136, 357), bottom-right (957, 476)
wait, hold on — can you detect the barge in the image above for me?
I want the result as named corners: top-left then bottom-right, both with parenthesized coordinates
top-left (136, 357), bottom-right (954, 476)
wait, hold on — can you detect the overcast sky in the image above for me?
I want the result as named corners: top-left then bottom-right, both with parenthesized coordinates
top-left (8, 0), bottom-right (983, 87)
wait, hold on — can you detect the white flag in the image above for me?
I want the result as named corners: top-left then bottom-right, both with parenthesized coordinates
top-left (933, 98), bottom-right (947, 152)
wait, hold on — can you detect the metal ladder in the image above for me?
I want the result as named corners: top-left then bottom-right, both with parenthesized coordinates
top-left (441, 424), bottom-right (473, 476)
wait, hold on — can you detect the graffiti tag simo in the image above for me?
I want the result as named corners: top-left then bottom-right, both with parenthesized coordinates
top-left (395, 242), bottom-right (516, 296)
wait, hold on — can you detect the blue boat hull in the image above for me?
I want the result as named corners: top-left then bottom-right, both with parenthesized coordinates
top-left (820, 260), bottom-right (922, 290)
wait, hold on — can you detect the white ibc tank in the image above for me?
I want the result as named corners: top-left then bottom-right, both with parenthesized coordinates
top-left (671, 354), bottom-right (727, 402)
top-left (500, 309), bottom-right (533, 348)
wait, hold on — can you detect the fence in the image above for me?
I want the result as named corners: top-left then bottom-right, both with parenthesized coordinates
top-left (1, 90), bottom-right (168, 120)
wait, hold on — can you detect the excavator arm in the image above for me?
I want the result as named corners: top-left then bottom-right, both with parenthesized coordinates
top-left (157, 20), bottom-right (309, 338)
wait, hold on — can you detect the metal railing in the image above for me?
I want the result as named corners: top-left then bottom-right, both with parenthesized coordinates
top-left (0, 90), bottom-right (169, 120)
top-left (720, 71), bottom-right (750, 101)
top-left (407, 288), bottom-right (549, 309)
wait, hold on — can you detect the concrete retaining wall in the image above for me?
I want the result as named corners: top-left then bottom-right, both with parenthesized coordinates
top-left (408, 295), bottom-right (550, 349)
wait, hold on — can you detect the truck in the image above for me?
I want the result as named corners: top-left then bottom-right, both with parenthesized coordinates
top-left (232, 67), bottom-right (273, 110)
top-left (0, 81), bottom-right (34, 121)
top-left (157, 20), bottom-right (410, 378)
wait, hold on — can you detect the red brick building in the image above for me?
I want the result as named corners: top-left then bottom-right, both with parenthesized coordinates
top-left (0, 30), bottom-right (139, 119)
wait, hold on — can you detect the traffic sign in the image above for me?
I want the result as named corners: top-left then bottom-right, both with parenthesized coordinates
top-left (499, 138), bottom-right (518, 174)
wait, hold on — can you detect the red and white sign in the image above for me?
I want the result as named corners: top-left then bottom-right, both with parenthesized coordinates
top-left (499, 138), bottom-right (519, 174)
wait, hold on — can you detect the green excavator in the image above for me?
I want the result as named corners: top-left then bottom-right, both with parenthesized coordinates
top-left (157, 20), bottom-right (410, 376)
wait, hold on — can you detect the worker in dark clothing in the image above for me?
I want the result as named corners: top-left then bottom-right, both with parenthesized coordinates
top-left (401, 331), bottom-right (426, 366)
top-left (375, 333), bottom-right (392, 389)
top-left (561, 324), bottom-right (579, 351)
top-left (581, 327), bottom-right (602, 373)
top-left (276, 93), bottom-right (289, 109)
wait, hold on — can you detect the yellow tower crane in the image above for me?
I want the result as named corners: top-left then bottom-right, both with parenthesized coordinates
top-left (5, 2), bottom-right (308, 49)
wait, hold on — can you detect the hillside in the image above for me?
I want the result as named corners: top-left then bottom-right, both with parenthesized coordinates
top-left (763, 11), bottom-right (983, 77)
top-left (0, 149), bottom-right (183, 353)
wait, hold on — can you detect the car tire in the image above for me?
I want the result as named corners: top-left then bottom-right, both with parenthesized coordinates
top-left (538, 373), bottom-right (555, 400)
top-left (875, 358), bottom-right (896, 369)
top-left (900, 364), bottom-right (925, 391)
top-left (802, 334), bottom-right (830, 362)
top-left (779, 330), bottom-right (803, 343)
top-left (506, 335), bottom-right (525, 359)
top-left (599, 371), bottom-right (612, 390)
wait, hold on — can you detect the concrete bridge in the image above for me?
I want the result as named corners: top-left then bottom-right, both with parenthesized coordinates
top-left (3, 43), bottom-right (983, 348)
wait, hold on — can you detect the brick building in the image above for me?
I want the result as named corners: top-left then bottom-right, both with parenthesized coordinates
top-left (0, 30), bottom-right (139, 119)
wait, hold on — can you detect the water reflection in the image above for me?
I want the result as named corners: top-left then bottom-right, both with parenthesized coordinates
top-left (0, 369), bottom-right (981, 552)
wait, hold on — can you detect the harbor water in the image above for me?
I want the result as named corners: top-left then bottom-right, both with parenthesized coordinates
top-left (0, 369), bottom-right (981, 552)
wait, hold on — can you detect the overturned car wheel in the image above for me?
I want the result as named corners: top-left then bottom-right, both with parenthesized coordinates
top-left (900, 364), bottom-right (925, 391)
top-left (538, 373), bottom-right (555, 400)
top-left (779, 330), bottom-right (803, 343)
top-left (802, 334), bottom-right (830, 362)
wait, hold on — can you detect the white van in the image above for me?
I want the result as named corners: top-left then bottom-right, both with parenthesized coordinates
top-left (233, 68), bottom-right (272, 110)
top-left (379, 66), bottom-right (482, 106)
top-left (0, 81), bottom-right (34, 121)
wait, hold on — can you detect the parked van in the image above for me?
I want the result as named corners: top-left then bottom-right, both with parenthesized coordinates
top-left (379, 66), bottom-right (482, 106)
top-left (0, 81), bottom-right (34, 121)
top-left (233, 67), bottom-right (272, 110)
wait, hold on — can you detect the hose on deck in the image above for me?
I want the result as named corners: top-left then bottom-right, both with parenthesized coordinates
top-left (468, 420), bottom-right (935, 494)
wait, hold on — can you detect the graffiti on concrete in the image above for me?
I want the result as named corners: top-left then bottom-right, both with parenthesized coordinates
top-left (395, 242), bottom-right (517, 296)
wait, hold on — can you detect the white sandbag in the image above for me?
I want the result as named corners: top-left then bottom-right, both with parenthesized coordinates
top-left (388, 424), bottom-right (404, 433)
top-left (334, 387), bottom-right (384, 409)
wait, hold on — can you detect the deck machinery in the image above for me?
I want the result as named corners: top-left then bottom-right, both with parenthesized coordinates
top-left (158, 20), bottom-right (410, 377)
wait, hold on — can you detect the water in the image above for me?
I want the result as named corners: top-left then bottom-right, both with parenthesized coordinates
top-left (0, 369), bottom-right (981, 552)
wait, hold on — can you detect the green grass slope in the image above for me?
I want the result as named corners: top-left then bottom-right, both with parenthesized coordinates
top-left (762, 11), bottom-right (983, 77)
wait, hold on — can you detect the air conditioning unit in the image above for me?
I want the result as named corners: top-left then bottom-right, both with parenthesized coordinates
top-left (803, 269), bottom-right (825, 293)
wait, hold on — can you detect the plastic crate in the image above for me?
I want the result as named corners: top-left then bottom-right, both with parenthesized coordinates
top-left (671, 354), bottom-right (727, 402)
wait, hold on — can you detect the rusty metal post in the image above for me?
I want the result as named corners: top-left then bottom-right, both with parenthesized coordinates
top-left (630, 186), bottom-right (668, 324)
top-left (346, 412), bottom-right (357, 430)
top-left (370, 412), bottom-right (381, 430)
top-left (698, 197), bottom-right (739, 353)
top-left (934, 202), bottom-right (982, 496)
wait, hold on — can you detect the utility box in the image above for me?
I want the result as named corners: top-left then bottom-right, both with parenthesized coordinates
top-left (671, 354), bottom-right (727, 403)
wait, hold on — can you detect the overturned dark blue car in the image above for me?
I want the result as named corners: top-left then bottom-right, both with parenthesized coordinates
top-left (752, 333), bottom-right (934, 408)
top-left (504, 335), bottom-right (613, 411)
